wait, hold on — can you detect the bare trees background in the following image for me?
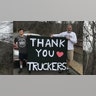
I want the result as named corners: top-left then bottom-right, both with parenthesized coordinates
top-left (83, 21), bottom-right (96, 75)
top-left (13, 21), bottom-right (83, 40)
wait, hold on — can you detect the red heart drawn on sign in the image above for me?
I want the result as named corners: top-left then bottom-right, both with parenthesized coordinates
top-left (56, 51), bottom-right (64, 57)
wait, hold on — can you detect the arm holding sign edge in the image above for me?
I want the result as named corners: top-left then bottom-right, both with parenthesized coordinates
top-left (51, 32), bottom-right (77, 44)
top-left (51, 32), bottom-right (71, 41)
top-left (51, 32), bottom-right (66, 37)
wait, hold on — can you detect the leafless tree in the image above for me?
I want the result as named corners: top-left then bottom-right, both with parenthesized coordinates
top-left (83, 21), bottom-right (96, 75)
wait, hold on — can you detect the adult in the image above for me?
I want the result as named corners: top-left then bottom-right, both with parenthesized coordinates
top-left (51, 25), bottom-right (77, 73)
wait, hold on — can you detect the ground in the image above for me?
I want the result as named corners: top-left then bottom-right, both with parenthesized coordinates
top-left (13, 67), bottom-right (78, 75)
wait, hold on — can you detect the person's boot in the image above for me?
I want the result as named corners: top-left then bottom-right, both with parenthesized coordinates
top-left (66, 67), bottom-right (71, 75)
top-left (28, 71), bottom-right (31, 74)
top-left (18, 68), bottom-right (22, 74)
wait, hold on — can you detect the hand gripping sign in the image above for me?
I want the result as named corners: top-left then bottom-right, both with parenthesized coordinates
top-left (27, 36), bottom-right (68, 72)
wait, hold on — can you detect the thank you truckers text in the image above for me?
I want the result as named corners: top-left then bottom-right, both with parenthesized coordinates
top-left (27, 36), bottom-right (68, 71)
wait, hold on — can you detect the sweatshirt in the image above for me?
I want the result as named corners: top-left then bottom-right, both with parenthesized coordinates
top-left (53, 31), bottom-right (77, 50)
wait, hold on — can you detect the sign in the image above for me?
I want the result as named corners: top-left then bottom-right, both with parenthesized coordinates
top-left (27, 36), bottom-right (68, 71)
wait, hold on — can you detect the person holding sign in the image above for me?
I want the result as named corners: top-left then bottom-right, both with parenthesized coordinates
top-left (51, 25), bottom-right (77, 74)
top-left (13, 29), bottom-right (27, 73)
